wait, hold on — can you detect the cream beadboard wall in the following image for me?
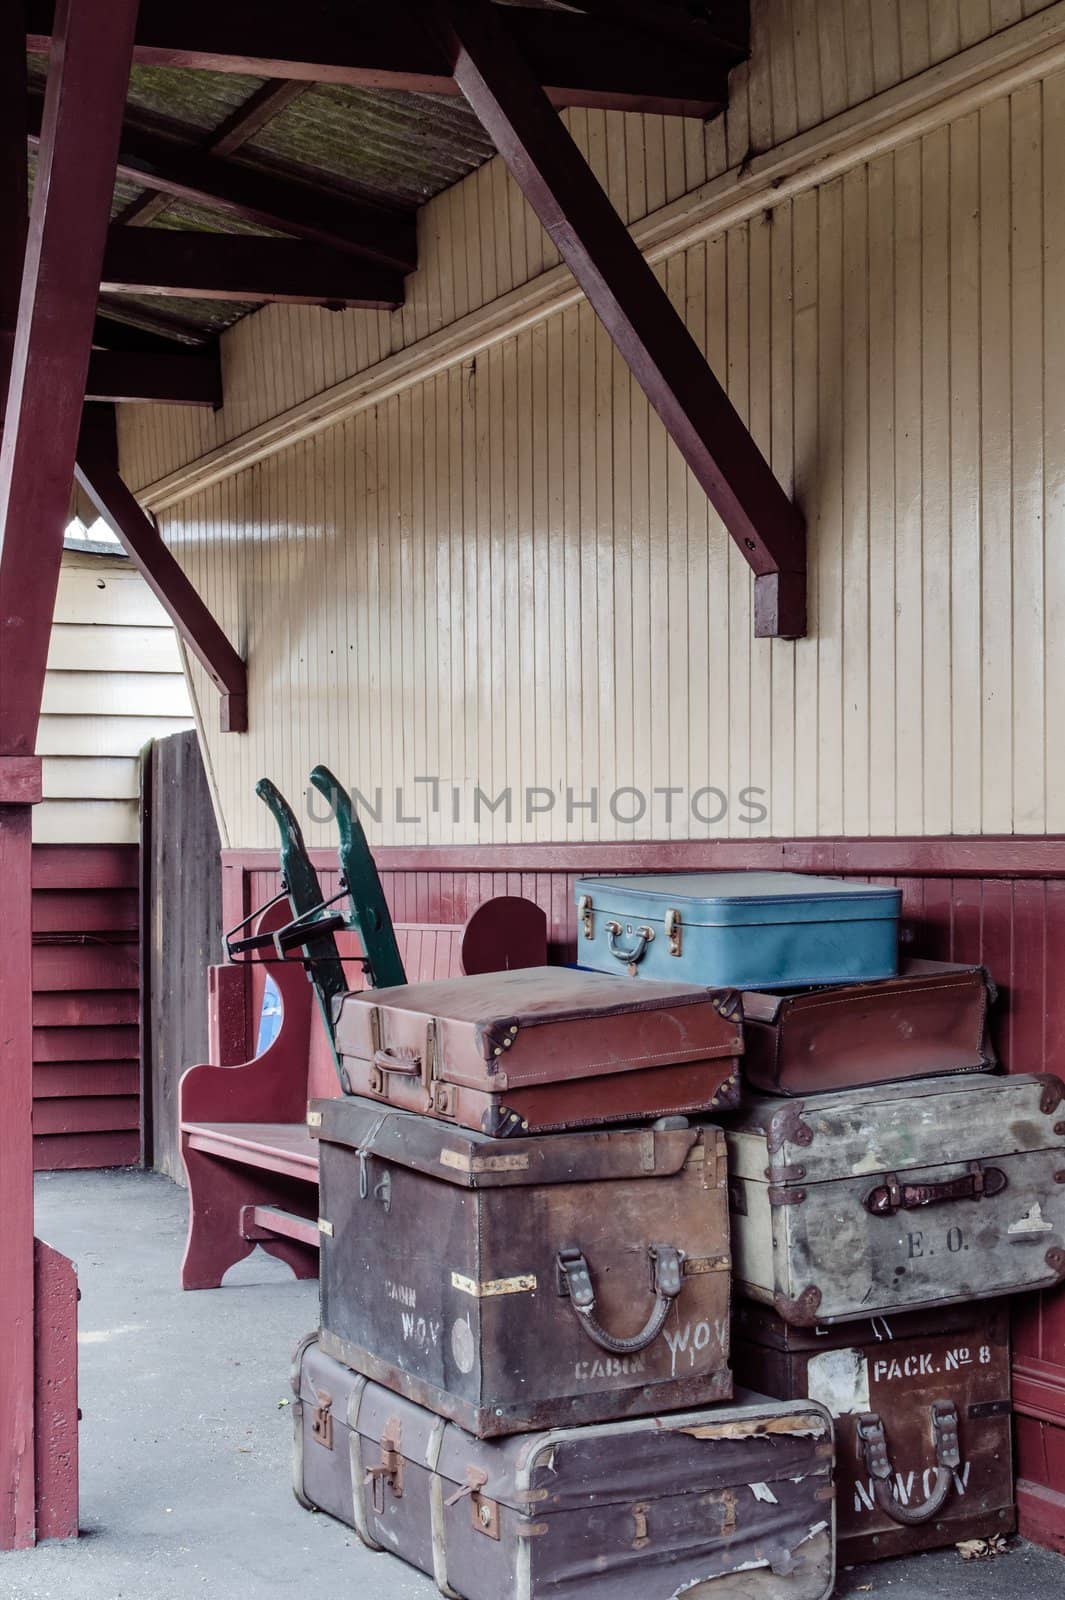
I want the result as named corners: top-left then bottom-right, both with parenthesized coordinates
top-left (118, 0), bottom-right (1065, 849)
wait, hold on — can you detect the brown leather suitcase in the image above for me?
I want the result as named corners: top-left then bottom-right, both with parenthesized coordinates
top-left (731, 1300), bottom-right (1015, 1563)
top-left (312, 1094), bottom-right (731, 1435)
top-left (332, 966), bottom-right (742, 1136)
top-left (293, 1333), bottom-right (837, 1600)
top-left (741, 958), bottom-right (996, 1096)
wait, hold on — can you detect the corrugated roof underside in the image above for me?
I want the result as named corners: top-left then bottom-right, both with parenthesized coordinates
top-left (26, 54), bottom-right (499, 338)
top-left (238, 85), bottom-right (495, 210)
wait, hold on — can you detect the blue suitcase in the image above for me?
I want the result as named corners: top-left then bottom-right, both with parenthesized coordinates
top-left (574, 871), bottom-right (900, 989)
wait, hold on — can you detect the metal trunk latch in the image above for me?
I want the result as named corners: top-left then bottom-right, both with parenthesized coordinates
top-left (358, 1152), bottom-right (392, 1212)
top-left (445, 1466), bottom-right (500, 1540)
top-left (578, 895), bottom-right (594, 940)
top-left (364, 1419), bottom-right (404, 1513)
top-left (856, 1400), bottom-right (961, 1527)
top-left (664, 907), bottom-right (682, 957)
top-left (311, 1389), bottom-right (333, 1451)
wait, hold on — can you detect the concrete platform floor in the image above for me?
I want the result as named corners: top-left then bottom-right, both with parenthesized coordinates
top-left (0, 1169), bottom-right (1060, 1599)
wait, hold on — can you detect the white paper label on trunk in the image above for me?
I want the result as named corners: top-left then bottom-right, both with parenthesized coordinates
top-left (806, 1347), bottom-right (871, 1416)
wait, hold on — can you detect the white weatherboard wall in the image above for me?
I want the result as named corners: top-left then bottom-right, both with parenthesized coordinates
top-left (117, 0), bottom-right (1065, 849)
top-left (36, 551), bottom-right (194, 843)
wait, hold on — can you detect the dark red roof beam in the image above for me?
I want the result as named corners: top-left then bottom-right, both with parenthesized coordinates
top-left (86, 349), bottom-right (222, 407)
top-left (567, 0), bottom-right (747, 57)
top-left (76, 415), bottom-right (248, 732)
top-left (93, 310), bottom-right (209, 354)
top-left (96, 296), bottom-right (215, 347)
top-left (26, 0), bottom-right (735, 117)
top-left (101, 230), bottom-right (405, 309)
top-left (26, 91), bottom-right (417, 272)
top-left (431, 0), bottom-right (806, 639)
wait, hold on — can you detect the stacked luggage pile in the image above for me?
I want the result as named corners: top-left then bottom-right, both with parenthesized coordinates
top-left (267, 784), bottom-right (1065, 1598)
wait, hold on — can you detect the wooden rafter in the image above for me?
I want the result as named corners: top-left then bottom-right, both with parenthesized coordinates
top-left (101, 230), bottom-right (405, 309)
top-left (26, 90), bottom-right (418, 270)
top-left (86, 349), bottom-right (222, 407)
top-left (96, 297), bottom-right (215, 347)
top-left (26, 0), bottom-right (736, 117)
top-left (93, 311), bottom-right (208, 354)
top-left (565, 0), bottom-right (747, 57)
top-left (115, 78), bottom-right (309, 230)
top-left (429, 0), bottom-right (806, 638)
top-left (76, 411), bottom-right (248, 732)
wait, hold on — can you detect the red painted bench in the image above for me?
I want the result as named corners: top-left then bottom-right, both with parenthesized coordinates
top-left (178, 895), bottom-right (547, 1289)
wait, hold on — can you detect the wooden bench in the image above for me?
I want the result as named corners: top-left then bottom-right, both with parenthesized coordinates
top-left (179, 894), bottom-right (547, 1289)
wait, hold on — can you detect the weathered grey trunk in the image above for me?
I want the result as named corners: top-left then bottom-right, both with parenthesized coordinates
top-left (726, 1073), bottom-right (1065, 1325)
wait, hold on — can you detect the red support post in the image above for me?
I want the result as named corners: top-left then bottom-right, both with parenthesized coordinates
top-left (0, 2), bottom-right (27, 407)
top-left (0, 0), bottom-right (139, 1549)
top-left (0, 0), bottom-right (141, 753)
top-left (0, 804), bottom-right (36, 1548)
top-left (430, 0), bottom-right (807, 639)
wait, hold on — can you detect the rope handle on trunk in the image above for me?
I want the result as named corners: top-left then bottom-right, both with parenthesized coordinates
top-left (556, 1245), bottom-right (684, 1355)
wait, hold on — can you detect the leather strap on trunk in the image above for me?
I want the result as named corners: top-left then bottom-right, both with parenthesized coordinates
top-left (557, 1245), bottom-right (684, 1355)
top-left (857, 1401), bottom-right (961, 1526)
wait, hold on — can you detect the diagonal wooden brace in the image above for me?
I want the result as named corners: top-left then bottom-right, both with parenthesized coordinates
top-left (428, 0), bottom-right (807, 638)
top-left (75, 425), bottom-right (248, 733)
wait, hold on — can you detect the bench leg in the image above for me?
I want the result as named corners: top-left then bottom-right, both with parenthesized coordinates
top-left (257, 1236), bottom-right (319, 1282)
top-left (180, 1142), bottom-right (317, 1290)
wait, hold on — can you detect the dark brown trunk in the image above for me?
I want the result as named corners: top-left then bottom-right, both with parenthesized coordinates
top-left (315, 1097), bottom-right (731, 1435)
top-left (294, 1333), bottom-right (836, 1600)
top-left (732, 1301), bottom-right (1015, 1563)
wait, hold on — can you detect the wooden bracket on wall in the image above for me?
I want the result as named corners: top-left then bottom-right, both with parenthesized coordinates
top-left (429, 0), bottom-right (807, 639)
top-left (75, 410), bottom-right (248, 733)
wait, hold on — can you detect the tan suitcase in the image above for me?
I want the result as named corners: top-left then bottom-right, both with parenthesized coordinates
top-left (333, 965), bottom-right (742, 1137)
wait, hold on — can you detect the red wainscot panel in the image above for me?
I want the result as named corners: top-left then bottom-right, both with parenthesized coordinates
top-left (31, 844), bottom-right (142, 1172)
top-left (222, 834), bottom-right (1065, 1552)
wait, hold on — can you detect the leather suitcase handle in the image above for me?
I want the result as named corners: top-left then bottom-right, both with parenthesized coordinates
top-left (372, 1045), bottom-right (422, 1077)
top-left (604, 922), bottom-right (655, 965)
top-left (557, 1245), bottom-right (684, 1355)
top-left (857, 1401), bottom-right (961, 1526)
top-left (865, 1161), bottom-right (1007, 1217)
